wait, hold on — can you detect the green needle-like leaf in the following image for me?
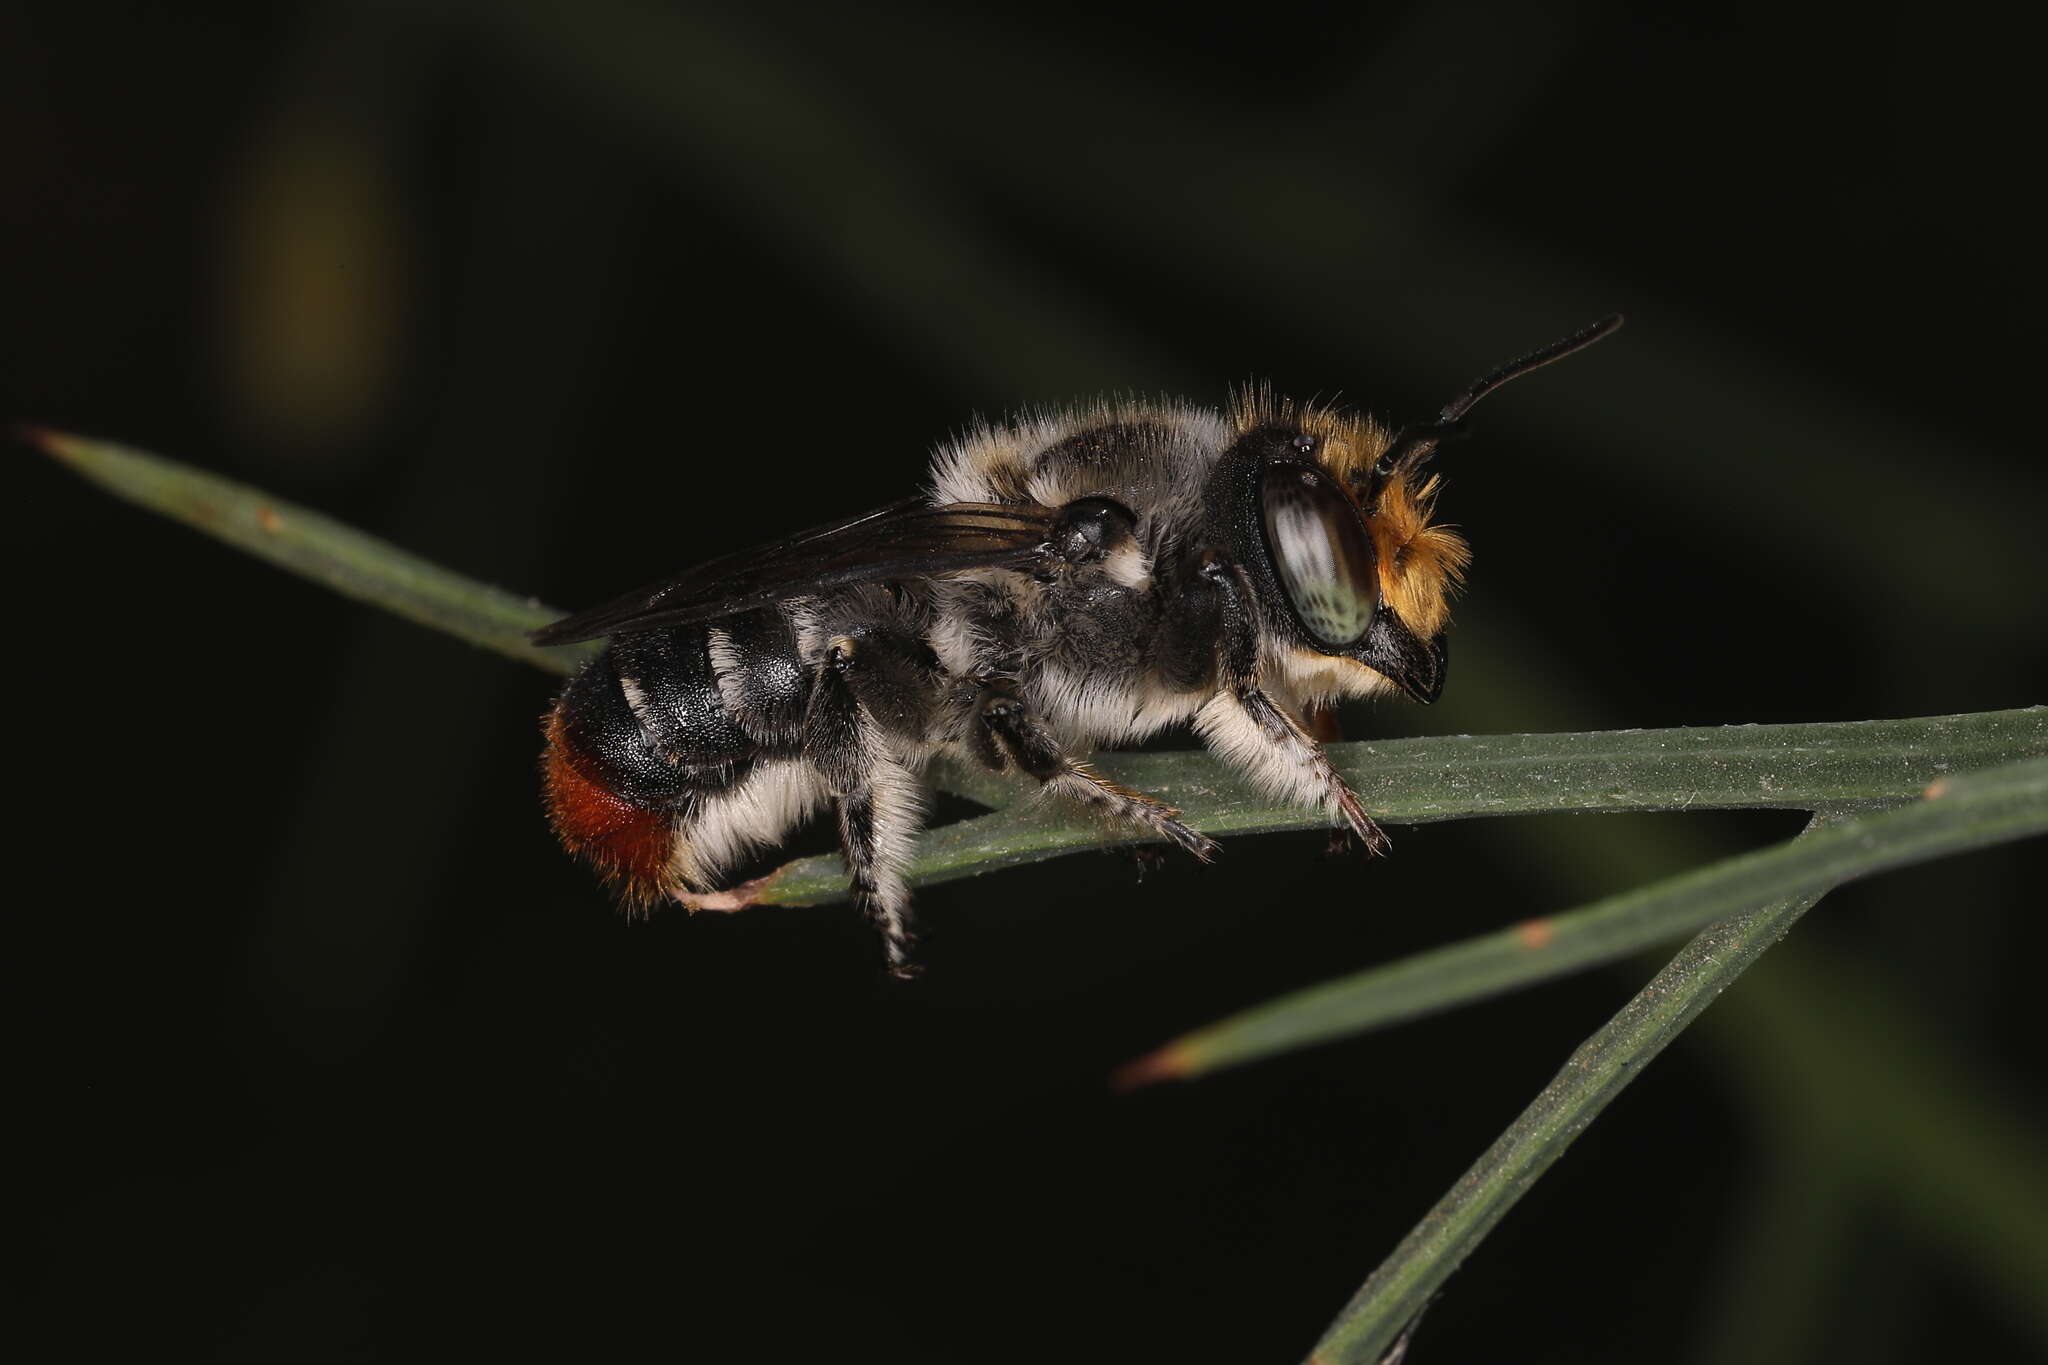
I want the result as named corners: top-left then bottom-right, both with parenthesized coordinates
top-left (736, 708), bottom-right (2041, 907)
top-left (1307, 865), bottom-right (1837, 1363)
top-left (1302, 757), bottom-right (2048, 1363)
top-left (1122, 753), bottom-right (2048, 1087)
top-left (27, 428), bottom-right (591, 672)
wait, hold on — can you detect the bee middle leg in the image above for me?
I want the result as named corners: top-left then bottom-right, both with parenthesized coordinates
top-left (977, 687), bottom-right (1219, 860)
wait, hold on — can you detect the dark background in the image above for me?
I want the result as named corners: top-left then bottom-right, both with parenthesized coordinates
top-left (8, 2), bottom-right (2044, 1361)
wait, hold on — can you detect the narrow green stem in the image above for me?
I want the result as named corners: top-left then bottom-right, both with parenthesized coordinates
top-left (1306, 818), bottom-right (1840, 1363)
top-left (1129, 756), bottom-right (2048, 1083)
top-left (29, 429), bottom-right (587, 672)
top-left (1307, 756), bottom-right (2046, 1362)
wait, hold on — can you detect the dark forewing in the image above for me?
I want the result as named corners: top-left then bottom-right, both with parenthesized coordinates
top-left (530, 500), bottom-right (1055, 644)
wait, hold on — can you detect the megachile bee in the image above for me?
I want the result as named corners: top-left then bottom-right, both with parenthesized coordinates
top-left (534, 316), bottom-right (1623, 976)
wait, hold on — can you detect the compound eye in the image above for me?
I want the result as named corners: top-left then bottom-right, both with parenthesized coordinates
top-left (1260, 463), bottom-right (1378, 648)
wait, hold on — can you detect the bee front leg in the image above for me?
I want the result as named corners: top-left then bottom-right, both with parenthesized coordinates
top-left (977, 686), bottom-right (1219, 860)
top-left (1303, 705), bottom-right (1364, 858)
top-left (1193, 561), bottom-right (1392, 856)
top-left (805, 640), bottom-right (927, 978)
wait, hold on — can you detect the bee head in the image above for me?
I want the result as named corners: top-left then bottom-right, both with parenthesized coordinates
top-left (1215, 318), bottom-right (1621, 706)
top-left (1212, 396), bottom-right (1467, 705)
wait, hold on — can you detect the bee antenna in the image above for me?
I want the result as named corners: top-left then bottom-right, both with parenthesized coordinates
top-left (1439, 313), bottom-right (1625, 424)
top-left (1374, 314), bottom-right (1625, 481)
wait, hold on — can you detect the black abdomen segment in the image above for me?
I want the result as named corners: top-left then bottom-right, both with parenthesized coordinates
top-left (543, 608), bottom-right (813, 899)
top-left (558, 625), bottom-right (757, 803)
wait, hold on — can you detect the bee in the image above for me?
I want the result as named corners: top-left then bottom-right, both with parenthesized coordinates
top-left (534, 316), bottom-right (1622, 976)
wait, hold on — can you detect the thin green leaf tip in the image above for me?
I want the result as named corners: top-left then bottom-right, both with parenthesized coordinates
top-left (1120, 748), bottom-right (2048, 1089)
top-left (29, 426), bottom-right (596, 672)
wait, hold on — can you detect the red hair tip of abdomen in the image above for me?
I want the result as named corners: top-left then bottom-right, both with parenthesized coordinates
top-left (543, 709), bottom-right (674, 904)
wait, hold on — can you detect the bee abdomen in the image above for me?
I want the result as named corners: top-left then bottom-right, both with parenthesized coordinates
top-left (542, 615), bottom-right (811, 904)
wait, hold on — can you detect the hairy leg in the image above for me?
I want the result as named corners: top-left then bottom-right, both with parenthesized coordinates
top-left (804, 637), bottom-right (928, 977)
top-left (1193, 560), bottom-right (1390, 854)
top-left (978, 686), bottom-right (1218, 860)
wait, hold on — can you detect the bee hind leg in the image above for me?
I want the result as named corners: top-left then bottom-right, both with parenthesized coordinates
top-left (806, 640), bottom-right (927, 978)
top-left (978, 688), bottom-right (1219, 861)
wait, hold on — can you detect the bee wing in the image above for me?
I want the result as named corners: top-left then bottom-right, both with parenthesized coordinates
top-left (530, 500), bottom-right (1056, 644)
